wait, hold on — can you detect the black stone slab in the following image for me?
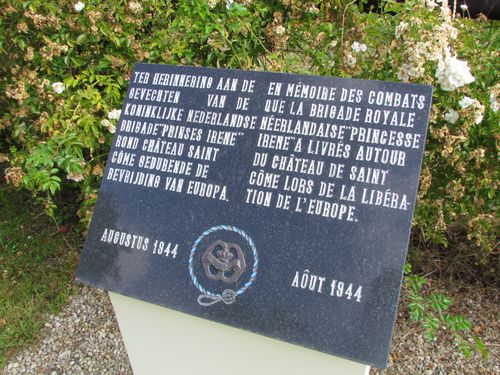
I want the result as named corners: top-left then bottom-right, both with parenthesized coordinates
top-left (77, 63), bottom-right (433, 368)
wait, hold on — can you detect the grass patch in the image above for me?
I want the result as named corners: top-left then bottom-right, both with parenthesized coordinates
top-left (0, 183), bottom-right (81, 367)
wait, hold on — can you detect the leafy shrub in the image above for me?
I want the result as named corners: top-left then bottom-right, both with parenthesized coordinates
top-left (404, 263), bottom-right (488, 359)
top-left (0, 0), bottom-right (498, 261)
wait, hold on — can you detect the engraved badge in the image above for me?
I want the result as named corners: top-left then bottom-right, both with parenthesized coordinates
top-left (202, 240), bottom-right (246, 283)
top-left (189, 225), bottom-right (258, 306)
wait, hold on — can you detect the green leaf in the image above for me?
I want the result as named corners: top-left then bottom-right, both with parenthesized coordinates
top-left (408, 299), bottom-right (425, 322)
top-left (76, 34), bottom-right (87, 45)
top-left (473, 335), bottom-right (489, 360)
top-left (404, 262), bottom-right (412, 275)
top-left (427, 293), bottom-right (452, 314)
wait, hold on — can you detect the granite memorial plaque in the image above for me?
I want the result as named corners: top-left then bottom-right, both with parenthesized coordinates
top-left (77, 63), bottom-right (433, 368)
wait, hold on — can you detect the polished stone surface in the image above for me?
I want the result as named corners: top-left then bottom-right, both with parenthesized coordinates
top-left (77, 63), bottom-right (433, 368)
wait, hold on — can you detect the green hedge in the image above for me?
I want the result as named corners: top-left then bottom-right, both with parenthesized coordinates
top-left (1, 1), bottom-right (498, 261)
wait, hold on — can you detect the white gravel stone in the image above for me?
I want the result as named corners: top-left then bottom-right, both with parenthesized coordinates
top-left (1, 285), bottom-right (132, 375)
top-left (2, 282), bottom-right (497, 375)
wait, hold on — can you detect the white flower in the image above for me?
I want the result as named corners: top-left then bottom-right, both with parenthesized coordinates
top-left (395, 21), bottom-right (409, 39)
top-left (346, 53), bottom-right (356, 67)
top-left (67, 172), bottom-right (84, 182)
top-left (307, 5), bottom-right (320, 14)
top-left (351, 41), bottom-right (367, 53)
top-left (460, 4), bottom-right (468, 11)
top-left (128, 1), bottom-right (142, 13)
top-left (226, 0), bottom-right (234, 9)
top-left (275, 25), bottom-right (286, 35)
top-left (101, 119), bottom-right (112, 128)
top-left (52, 82), bottom-right (65, 94)
top-left (397, 62), bottom-right (425, 82)
top-left (444, 109), bottom-right (459, 124)
top-left (435, 56), bottom-right (475, 91)
top-left (490, 91), bottom-right (499, 112)
top-left (207, 0), bottom-right (218, 9)
top-left (425, 0), bottom-right (437, 10)
top-left (459, 96), bottom-right (475, 109)
top-left (457, 96), bottom-right (484, 124)
top-left (74, 2), bottom-right (85, 12)
top-left (108, 109), bottom-right (121, 120)
top-left (474, 103), bottom-right (485, 124)
top-left (101, 118), bottom-right (117, 133)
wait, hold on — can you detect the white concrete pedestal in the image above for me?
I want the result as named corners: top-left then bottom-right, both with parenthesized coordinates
top-left (109, 292), bottom-right (370, 375)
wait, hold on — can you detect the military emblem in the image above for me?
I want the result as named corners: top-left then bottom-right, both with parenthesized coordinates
top-left (189, 225), bottom-right (258, 306)
top-left (201, 240), bottom-right (246, 283)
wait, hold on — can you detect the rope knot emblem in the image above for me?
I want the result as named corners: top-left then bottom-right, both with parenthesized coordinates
top-left (189, 225), bottom-right (258, 307)
top-left (197, 289), bottom-right (237, 306)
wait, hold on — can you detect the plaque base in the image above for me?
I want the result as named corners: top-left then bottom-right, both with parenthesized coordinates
top-left (109, 292), bottom-right (370, 375)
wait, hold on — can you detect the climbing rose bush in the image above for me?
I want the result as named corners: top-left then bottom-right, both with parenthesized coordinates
top-left (0, 0), bottom-right (498, 263)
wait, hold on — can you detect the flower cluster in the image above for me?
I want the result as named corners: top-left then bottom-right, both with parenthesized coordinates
top-left (67, 172), bottom-right (84, 182)
top-left (99, 109), bottom-right (121, 134)
top-left (5, 81), bottom-right (29, 103)
top-left (435, 56), bottom-right (475, 91)
top-left (101, 119), bottom-right (116, 134)
top-left (458, 96), bottom-right (474, 109)
top-left (52, 82), bottom-right (65, 94)
top-left (351, 41), bottom-right (367, 53)
top-left (395, 21), bottom-right (409, 39)
top-left (4, 167), bottom-right (24, 187)
top-left (394, 0), bottom-right (467, 87)
top-left (458, 96), bottom-right (485, 124)
top-left (24, 9), bottom-right (61, 30)
top-left (266, 12), bottom-right (289, 51)
top-left (92, 164), bottom-right (104, 177)
top-left (446, 179), bottom-right (465, 200)
top-left (108, 109), bottom-right (121, 120)
top-left (74, 2), bottom-right (85, 12)
top-left (424, 0), bottom-right (438, 10)
top-left (0, 0), bottom-right (497, 257)
top-left (307, 5), bottom-right (319, 14)
top-left (345, 41), bottom-right (367, 68)
top-left (128, 2), bottom-right (142, 14)
top-left (444, 108), bottom-right (459, 124)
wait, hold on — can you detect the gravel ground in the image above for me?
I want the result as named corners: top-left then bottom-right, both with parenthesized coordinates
top-left (2, 286), bottom-right (132, 375)
top-left (2, 283), bottom-right (498, 374)
top-left (372, 283), bottom-right (499, 375)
